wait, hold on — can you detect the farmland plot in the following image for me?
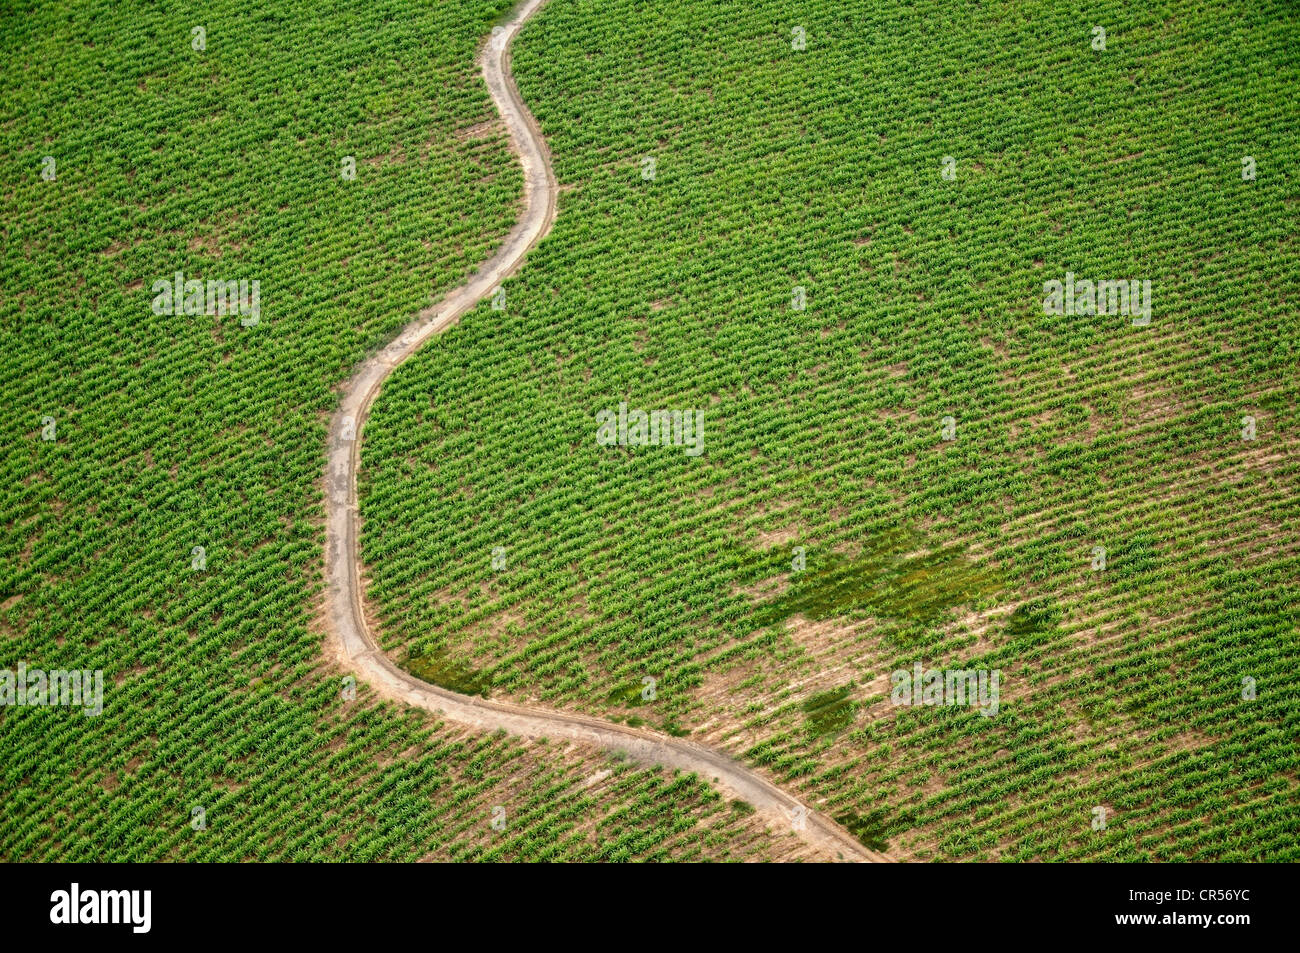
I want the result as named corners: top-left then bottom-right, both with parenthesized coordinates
top-left (0, 0), bottom-right (802, 862)
top-left (361, 0), bottom-right (1300, 859)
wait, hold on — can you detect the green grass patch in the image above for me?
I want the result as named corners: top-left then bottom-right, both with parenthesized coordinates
top-left (406, 650), bottom-right (492, 698)
top-left (802, 686), bottom-right (857, 736)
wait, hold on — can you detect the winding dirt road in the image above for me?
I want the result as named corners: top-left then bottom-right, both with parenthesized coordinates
top-left (322, 0), bottom-right (886, 863)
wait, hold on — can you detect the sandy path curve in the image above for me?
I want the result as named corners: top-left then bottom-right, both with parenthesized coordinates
top-left (323, 0), bottom-right (886, 863)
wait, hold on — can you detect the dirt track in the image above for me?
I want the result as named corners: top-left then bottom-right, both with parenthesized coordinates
top-left (322, 0), bottom-right (887, 863)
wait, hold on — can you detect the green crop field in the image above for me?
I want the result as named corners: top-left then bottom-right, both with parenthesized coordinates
top-left (2, 0), bottom-right (1296, 870)
top-left (0, 0), bottom-right (809, 862)
top-left (359, 0), bottom-right (1299, 860)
